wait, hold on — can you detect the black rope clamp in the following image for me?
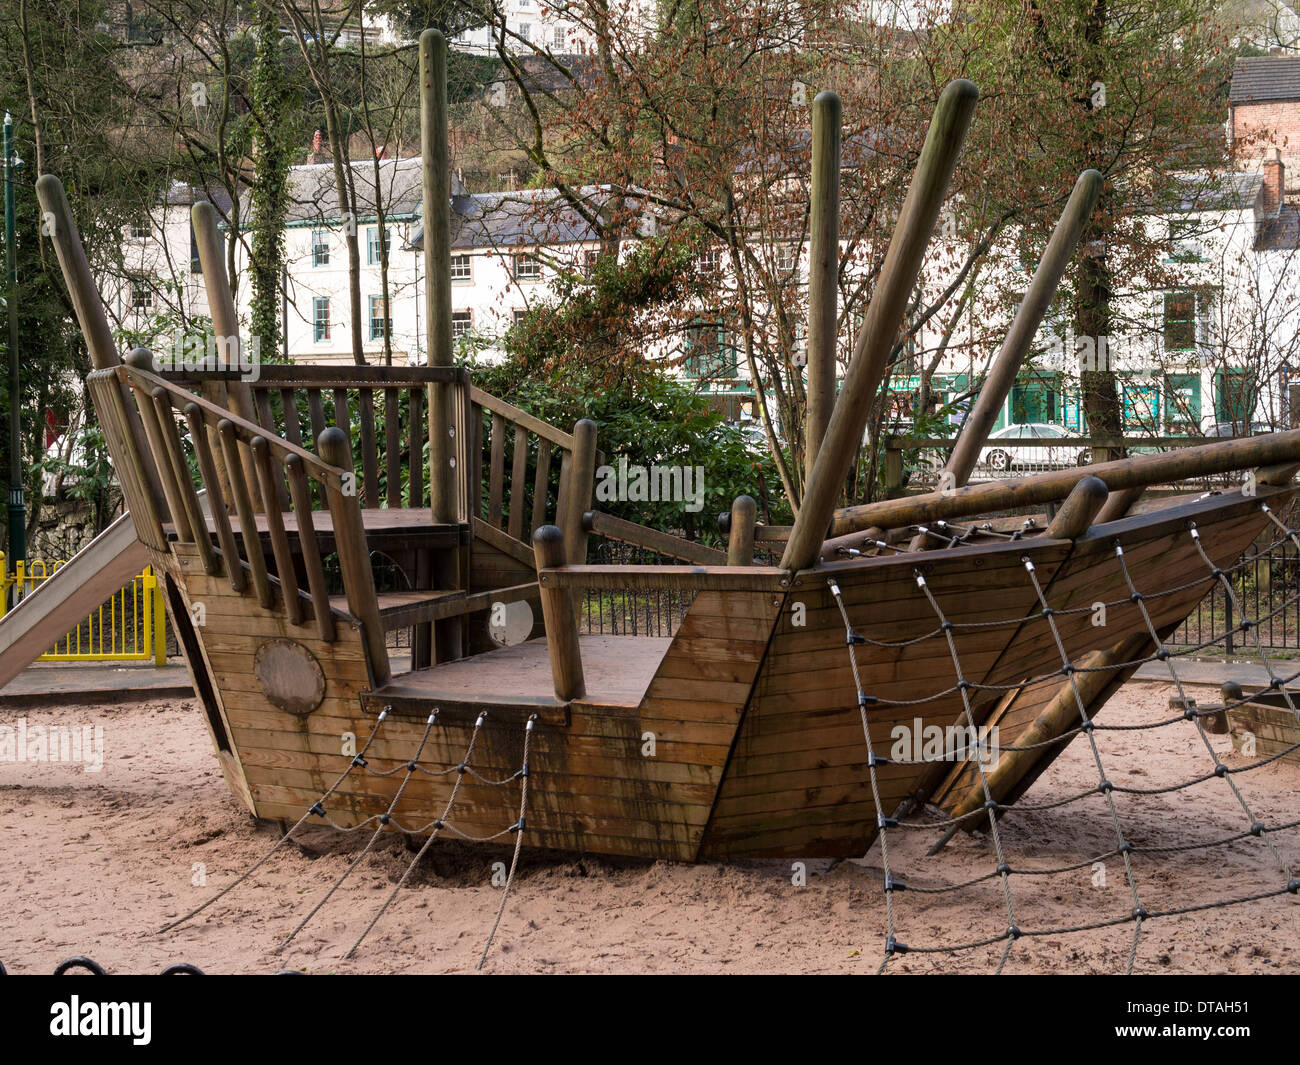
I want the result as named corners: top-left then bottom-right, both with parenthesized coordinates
top-left (867, 751), bottom-right (889, 768)
top-left (1184, 706), bottom-right (1198, 721)
top-left (984, 799), bottom-right (998, 811)
top-left (406, 760), bottom-right (418, 771)
top-left (877, 815), bottom-right (899, 829)
top-left (309, 802), bottom-right (325, 818)
top-left (1098, 779), bottom-right (1114, 794)
top-left (884, 875), bottom-right (906, 892)
top-left (433, 819), bottom-right (445, 830)
top-left (457, 763), bottom-right (468, 774)
top-left (858, 692), bottom-right (877, 708)
top-left (996, 862), bottom-right (1012, 876)
top-left (847, 631), bottom-right (866, 645)
top-left (1251, 821), bottom-right (1265, 837)
top-left (941, 620), bottom-right (955, 632)
top-left (1130, 592), bottom-right (1143, 603)
top-left (1041, 607), bottom-right (1055, 618)
top-left (1214, 763), bottom-right (1229, 778)
top-left (1156, 649), bottom-right (1171, 661)
top-left (352, 755), bottom-right (368, 768)
top-left (1116, 841), bottom-right (1133, 855)
top-left (1133, 907), bottom-right (1149, 921)
top-left (1288, 879), bottom-right (1300, 894)
top-left (885, 936), bottom-right (909, 955)
top-left (1007, 925), bottom-right (1022, 940)
top-left (379, 813), bottom-right (391, 825)
top-left (510, 818), bottom-right (525, 833)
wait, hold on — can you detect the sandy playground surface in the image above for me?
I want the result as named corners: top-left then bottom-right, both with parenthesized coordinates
top-left (1, 681), bottom-right (1298, 975)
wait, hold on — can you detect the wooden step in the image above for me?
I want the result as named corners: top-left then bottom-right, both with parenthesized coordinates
top-left (330, 590), bottom-right (466, 631)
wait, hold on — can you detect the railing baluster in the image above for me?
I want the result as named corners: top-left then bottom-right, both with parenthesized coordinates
top-left (253, 389), bottom-right (291, 512)
top-left (318, 427), bottom-right (391, 687)
top-left (359, 388), bottom-right (380, 509)
top-left (126, 355), bottom-right (193, 543)
top-left (184, 403), bottom-right (246, 593)
top-left (218, 419), bottom-right (274, 610)
top-left (385, 387), bottom-right (401, 509)
top-left (489, 412), bottom-right (505, 528)
top-left (252, 436), bottom-right (303, 626)
top-left (153, 389), bottom-right (216, 574)
top-left (509, 424), bottom-right (529, 541)
top-left (285, 454), bottom-right (336, 643)
top-left (531, 437), bottom-right (552, 536)
top-left (408, 386), bottom-right (424, 508)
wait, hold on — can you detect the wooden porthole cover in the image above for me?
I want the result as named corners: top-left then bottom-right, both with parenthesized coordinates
top-left (254, 639), bottom-right (326, 716)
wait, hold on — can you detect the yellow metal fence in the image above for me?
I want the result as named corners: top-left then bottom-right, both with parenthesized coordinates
top-left (0, 553), bottom-right (167, 665)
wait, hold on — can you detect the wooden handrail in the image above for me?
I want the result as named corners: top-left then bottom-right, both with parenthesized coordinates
top-left (539, 564), bottom-right (788, 593)
top-left (470, 385), bottom-right (576, 451)
top-left (582, 509), bottom-right (727, 565)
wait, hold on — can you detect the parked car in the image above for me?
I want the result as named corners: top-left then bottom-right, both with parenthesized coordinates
top-left (1203, 421), bottom-right (1279, 438)
top-left (979, 422), bottom-right (1091, 472)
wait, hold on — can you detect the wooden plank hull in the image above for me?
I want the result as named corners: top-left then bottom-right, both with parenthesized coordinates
top-left (154, 485), bottom-right (1294, 861)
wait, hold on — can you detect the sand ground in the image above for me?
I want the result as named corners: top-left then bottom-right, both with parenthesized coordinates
top-left (1, 682), bottom-right (1297, 975)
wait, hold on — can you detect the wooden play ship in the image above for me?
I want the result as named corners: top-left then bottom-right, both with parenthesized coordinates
top-left (38, 42), bottom-right (1300, 862)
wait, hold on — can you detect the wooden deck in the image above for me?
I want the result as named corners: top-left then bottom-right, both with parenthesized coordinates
top-left (379, 634), bottom-right (673, 711)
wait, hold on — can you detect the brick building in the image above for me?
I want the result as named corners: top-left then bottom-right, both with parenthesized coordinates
top-left (1230, 55), bottom-right (1300, 185)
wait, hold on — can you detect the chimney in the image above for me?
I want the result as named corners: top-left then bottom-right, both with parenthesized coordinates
top-left (1263, 147), bottom-right (1284, 217)
top-left (307, 129), bottom-right (330, 165)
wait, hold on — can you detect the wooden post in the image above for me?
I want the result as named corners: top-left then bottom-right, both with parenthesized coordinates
top-left (1094, 484), bottom-right (1144, 524)
top-left (191, 201), bottom-right (261, 501)
top-left (285, 454), bottom-right (336, 642)
top-left (152, 389), bottom-right (215, 573)
top-left (884, 439), bottom-right (904, 498)
top-left (183, 403), bottom-right (245, 592)
top-left (781, 80), bottom-right (979, 573)
top-left (125, 350), bottom-right (193, 542)
top-left (563, 419), bottom-right (598, 564)
top-left (1044, 475), bottom-right (1108, 540)
top-left (805, 91), bottom-right (840, 484)
top-left (318, 426), bottom-right (391, 688)
top-left (36, 175), bottom-right (166, 510)
top-left (727, 495), bottom-right (758, 566)
top-left (534, 524), bottom-right (585, 701)
top-left (943, 170), bottom-right (1103, 488)
top-left (251, 436), bottom-right (303, 625)
top-left (421, 29), bottom-right (457, 527)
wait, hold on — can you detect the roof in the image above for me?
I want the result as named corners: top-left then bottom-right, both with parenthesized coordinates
top-left (1166, 171), bottom-right (1262, 213)
top-left (409, 186), bottom-right (648, 252)
top-left (1230, 56), bottom-right (1300, 104)
top-left (1256, 204), bottom-right (1300, 249)
top-left (257, 156), bottom-right (468, 224)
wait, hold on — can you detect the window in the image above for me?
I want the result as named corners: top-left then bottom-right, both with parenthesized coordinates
top-left (130, 281), bottom-right (153, 312)
top-left (313, 297), bottom-right (331, 342)
top-left (1163, 290), bottom-right (1211, 353)
top-left (1164, 373), bottom-right (1201, 431)
top-left (513, 309), bottom-right (530, 325)
top-left (685, 321), bottom-right (738, 379)
top-left (1168, 217), bottom-right (1203, 263)
top-left (698, 246), bottom-right (722, 273)
top-left (1121, 379), bottom-right (1160, 430)
top-left (312, 229), bottom-right (330, 267)
top-left (1214, 369), bottom-right (1255, 427)
top-left (366, 226), bottom-right (390, 266)
top-left (451, 310), bottom-right (472, 338)
top-left (580, 248), bottom-right (599, 277)
top-left (450, 254), bottom-right (472, 281)
top-left (513, 253), bottom-right (541, 281)
top-left (518, 21), bottom-right (531, 41)
top-left (775, 244), bottom-right (798, 274)
top-left (189, 223), bottom-right (202, 274)
top-left (553, 25), bottom-right (567, 49)
top-left (369, 295), bottom-right (391, 341)
top-left (129, 222), bottom-right (149, 241)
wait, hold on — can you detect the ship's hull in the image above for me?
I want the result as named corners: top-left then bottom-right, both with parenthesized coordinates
top-left (153, 484), bottom-right (1290, 861)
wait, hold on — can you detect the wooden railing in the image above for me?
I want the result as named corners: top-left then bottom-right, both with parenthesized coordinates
top-left (107, 353), bottom-right (393, 687)
top-left (470, 386), bottom-right (597, 561)
top-left (164, 364), bottom-right (467, 516)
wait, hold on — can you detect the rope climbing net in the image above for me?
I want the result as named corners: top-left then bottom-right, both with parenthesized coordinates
top-left (829, 498), bottom-right (1300, 975)
top-left (160, 709), bottom-right (536, 971)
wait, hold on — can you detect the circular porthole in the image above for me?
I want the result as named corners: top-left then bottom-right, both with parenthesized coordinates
top-left (254, 638), bottom-right (327, 716)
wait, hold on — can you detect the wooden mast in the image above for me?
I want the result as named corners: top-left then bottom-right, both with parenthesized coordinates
top-left (781, 80), bottom-right (979, 573)
top-left (804, 91), bottom-right (840, 486)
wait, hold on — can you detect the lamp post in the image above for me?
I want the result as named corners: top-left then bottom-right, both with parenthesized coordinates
top-left (5, 111), bottom-right (23, 580)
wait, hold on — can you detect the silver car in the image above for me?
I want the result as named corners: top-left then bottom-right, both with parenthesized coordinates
top-left (979, 423), bottom-right (1091, 473)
